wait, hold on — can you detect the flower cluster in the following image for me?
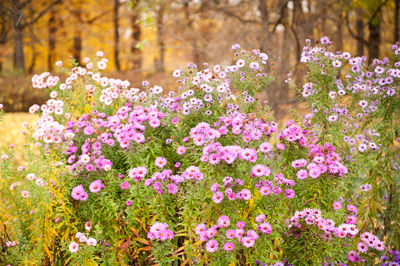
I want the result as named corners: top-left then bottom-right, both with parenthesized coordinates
top-left (195, 215), bottom-right (271, 253)
top-left (147, 222), bottom-right (174, 241)
top-left (292, 142), bottom-right (348, 179)
top-left (287, 208), bottom-right (359, 240)
top-left (68, 232), bottom-right (97, 253)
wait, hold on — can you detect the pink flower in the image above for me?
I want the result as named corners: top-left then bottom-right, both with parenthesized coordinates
top-left (251, 164), bottom-right (266, 177)
top-left (217, 216), bottom-right (230, 228)
top-left (223, 242), bottom-right (234, 251)
top-left (346, 215), bottom-right (357, 224)
top-left (276, 143), bottom-right (285, 150)
top-left (195, 224), bottom-right (206, 235)
top-left (259, 186), bottom-right (271, 196)
top-left (85, 221), bottom-right (92, 231)
top-left (176, 146), bottom-right (186, 155)
top-left (120, 182), bottom-right (130, 190)
top-left (296, 169), bottom-right (308, 180)
top-left (333, 201), bottom-right (342, 210)
top-left (255, 214), bottom-right (265, 223)
top-left (226, 229), bottom-right (236, 239)
top-left (69, 241), bottom-right (79, 253)
top-left (71, 185), bottom-right (88, 201)
top-left (155, 157), bottom-right (167, 168)
top-left (236, 221), bottom-right (246, 229)
top-left (357, 242), bottom-right (368, 253)
top-left (239, 189), bottom-right (252, 200)
top-left (347, 204), bottom-right (357, 213)
top-left (205, 239), bottom-right (218, 253)
top-left (89, 180), bottom-right (104, 193)
top-left (212, 191), bottom-right (224, 204)
top-left (257, 222), bottom-right (272, 234)
top-left (210, 183), bottom-right (219, 192)
top-left (87, 238), bottom-right (97, 246)
top-left (241, 236), bottom-right (255, 248)
top-left (21, 191), bottom-right (30, 198)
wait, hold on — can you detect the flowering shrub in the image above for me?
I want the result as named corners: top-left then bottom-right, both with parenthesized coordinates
top-left (0, 38), bottom-right (399, 265)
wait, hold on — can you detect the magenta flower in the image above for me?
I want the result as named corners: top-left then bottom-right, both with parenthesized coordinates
top-left (120, 182), bottom-right (130, 190)
top-left (333, 201), bottom-right (342, 210)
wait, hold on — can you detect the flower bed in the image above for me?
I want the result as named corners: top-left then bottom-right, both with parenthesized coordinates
top-left (0, 37), bottom-right (399, 265)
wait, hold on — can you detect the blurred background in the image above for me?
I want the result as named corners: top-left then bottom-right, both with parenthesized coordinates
top-left (0, 0), bottom-right (397, 116)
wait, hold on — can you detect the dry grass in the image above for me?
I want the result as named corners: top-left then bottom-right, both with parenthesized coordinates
top-left (0, 113), bottom-right (37, 164)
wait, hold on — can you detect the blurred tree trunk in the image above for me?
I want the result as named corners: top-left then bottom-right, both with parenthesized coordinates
top-left (156, 5), bottom-right (165, 72)
top-left (48, 8), bottom-right (56, 71)
top-left (336, 11), bottom-right (343, 51)
top-left (356, 9), bottom-right (364, 56)
top-left (184, 0), bottom-right (202, 67)
top-left (113, 0), bottom-right (120, 71)
top-left (131, 1), bottom-right (142, 70)
top-left (11, 0), bottom-right (25, 73)
top-left (258, 0), bottom-right (268, 53)
top-left (395, 0), bottom-right (399, 42)
top-left (368, 11), bottom-right (381, 62)
top-left (27, 44), bottom-right (36, 74)
top-left (0, 5), bottom-right (9, 72)
top-left (10, 0), bottom-right (61, 73)
top-left (72, 0), bottom-right (83, 65)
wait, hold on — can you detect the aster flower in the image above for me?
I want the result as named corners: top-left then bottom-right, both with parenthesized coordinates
top-left (223, 242), bottom-right (235, 251)
top-left (205, 239), bottom-right (218, 253)
top-left (241, 236), bottom-right (255, 248)
top-left (333, 201), bottom-right (342, 210)
top-left (69, 241), bottom-right (79, 253)
top-left (155, 157), bottom-right (167, 168)
top-left (217, 216), bottom-right (230, 228)
top-left (120, 182), bottom-right (130, 190)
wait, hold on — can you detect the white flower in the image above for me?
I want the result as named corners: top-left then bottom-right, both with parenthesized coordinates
top-left (69, 241), bottom-right (79, 253)
top-left (80, 154), bottom-right (90, 163)
top-left (86, 238), bottom-right (97, 246)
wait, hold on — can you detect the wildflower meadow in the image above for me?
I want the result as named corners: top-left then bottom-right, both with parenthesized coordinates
top-left (1, 37), bottom-right (400, 265)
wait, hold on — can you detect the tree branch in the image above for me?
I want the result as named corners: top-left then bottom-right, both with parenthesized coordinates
top-left (22, 0), bottom-right (62, 28)
top-left (364, 0), bottom-right (388, 27)
top-left (345, 10), bottom-right (368, 45)
top-left (206, 3), bottom-right (260, 24)
top-left (271, 0), bottom-right (289, 33)
top-left (84, 9), bottom-right (110, 24)
top-left (17, 0), bottom-right (32, 10)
